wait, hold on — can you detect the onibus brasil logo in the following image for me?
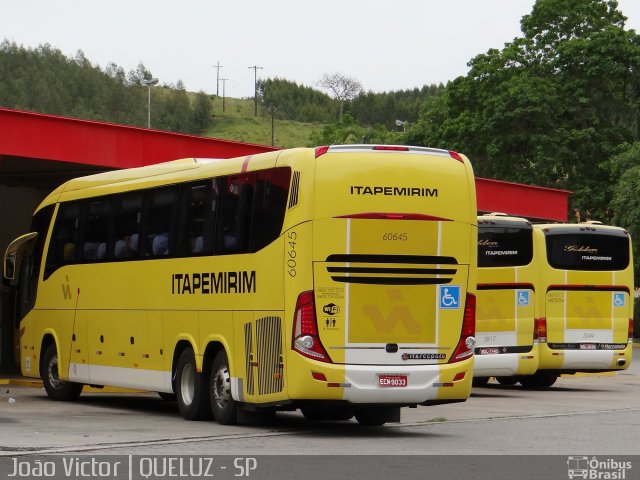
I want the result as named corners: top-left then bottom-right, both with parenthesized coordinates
top-left (567, 456), bottom-right (632, 479)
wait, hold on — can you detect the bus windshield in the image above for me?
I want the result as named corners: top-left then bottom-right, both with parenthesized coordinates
top-left (545, 232), bottom-right (630, 271)
top-left (477, 226), bottom-right (533, 268)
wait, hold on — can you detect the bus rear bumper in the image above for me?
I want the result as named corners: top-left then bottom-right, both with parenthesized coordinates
top-left (286, 354), bottom-right (473, 404)
top-left (473, 351), bottom-right (537, 378)
top-left (538, 343), bottom-right (632, 371)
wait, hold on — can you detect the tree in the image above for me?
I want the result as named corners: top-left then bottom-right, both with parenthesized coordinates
top-left (407, 0), bottom-right (640, 218)
top-left (317, 72), bottom-right (362, 117)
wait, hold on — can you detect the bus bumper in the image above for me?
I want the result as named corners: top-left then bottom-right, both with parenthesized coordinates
top-left (286, 353), bottom-right (473, 404)
top-left (538, 343), bottom-right (633, 371)
top-left (473, 351), bottom-right (537, 378)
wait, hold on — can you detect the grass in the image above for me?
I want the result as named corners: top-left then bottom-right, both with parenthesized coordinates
top-left (201, 96), bottom-right (323, 148)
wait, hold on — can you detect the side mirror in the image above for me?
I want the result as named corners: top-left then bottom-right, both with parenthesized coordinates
top-left (4, 232), bottom-right (38, 287)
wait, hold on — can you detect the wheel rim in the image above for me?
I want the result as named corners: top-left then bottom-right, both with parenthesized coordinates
top-left (180, 363), bottom-right (195, 406)
top-left (47, 353), bottom-right (63, 390)
top-left (212, 364), bottom-right (231, 409)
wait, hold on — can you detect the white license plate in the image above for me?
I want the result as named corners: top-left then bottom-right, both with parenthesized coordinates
top-left (579, 344), bottom-right (597, 350)
top-left (377, 375), bottom-right (408, 387)
top-left (480, 348), bottom-right (500, 355)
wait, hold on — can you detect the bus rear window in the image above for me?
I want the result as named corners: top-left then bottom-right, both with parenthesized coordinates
top-left (545, 233), bottom-right (630, 271)
top-left (478, 227), bottom-right (533, 267)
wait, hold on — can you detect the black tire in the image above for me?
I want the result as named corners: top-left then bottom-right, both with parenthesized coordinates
top-left (209, 350), bottom-right (238, 425)
top-left (41, 343), bottom-right (83, 401)
top-left (354, 407), bottom-right (398, 426)
top-left (158, 392), bottom-right (177, 401)
top-left (175, 348), bottom-right (211, 420)
top-left (496, 376), bottom-right (518, 386)
top-left (518, 372), bottom-right (558, 389)
top-left (301, 407), bottom-right (354, 422)
top-left (472, 376), bottom-right (490, 387)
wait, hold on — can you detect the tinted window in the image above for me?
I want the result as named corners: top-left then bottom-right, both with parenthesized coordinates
top-left (111, 193), bottom-right (142, 259)
top-left (478, 226), bottom-right (533, 268)
top-left (215, 174), bottom-right (254, 254)
top-left (45, 203), bottom-right (81, 279)
top-left (178, 182), bottom-right (215, 256)
top-left (546, 232), bottom-right (630, 271)
top-left (142, 187), bottom-right (177, 257)
top-left (81, 200), bottom-right (109, 261)
top-left (250, 168), bottom-right (290, 252)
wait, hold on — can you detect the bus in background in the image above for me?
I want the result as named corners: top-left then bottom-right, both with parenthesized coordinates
top-left (473, 214), bottom-right (538, 387)
top-left (529, 222), bottom-right (633, 388)
top-left (3, 144), bottom-right (478, 425)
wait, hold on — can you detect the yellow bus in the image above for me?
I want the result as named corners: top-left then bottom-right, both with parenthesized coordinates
top-left (473, 214), bottom-right (538, 387)
top-left (4, 145), bottom-right (478, 425)
top-left (529, 222), bottom-right (633, 388)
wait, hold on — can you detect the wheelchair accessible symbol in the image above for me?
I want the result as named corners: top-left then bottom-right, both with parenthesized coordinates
top-left (517, 290), bottom-right (530, 307)
top-left (613, 292), bottom-right (625, 308)
top-left (439, 285), bottom-right (460, 309)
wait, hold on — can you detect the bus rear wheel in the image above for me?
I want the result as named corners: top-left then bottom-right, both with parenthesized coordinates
top-left (175, 348), bottom-right (211, 420)
top-left (518, 372), bottom-right (558, 389)
top-left (41, 343), bottom-right (83, 401)
top-left (496, 376), bottom-right (518, 386)
top-left (209, 350), bottom-right (238, 425)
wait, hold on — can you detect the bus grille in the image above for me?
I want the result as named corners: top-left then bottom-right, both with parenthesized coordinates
top-left (256, 316), bottom-right (284, 395)
top-left (325, 254), bottom-right (458, 285)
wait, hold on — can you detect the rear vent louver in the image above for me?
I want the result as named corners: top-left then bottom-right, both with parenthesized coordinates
top-left (288, 171), bottom-right (301, 209)
top-left (325, 254), bottom-right (458, 285)
top-left (256, 316), bottom-right (284, 395)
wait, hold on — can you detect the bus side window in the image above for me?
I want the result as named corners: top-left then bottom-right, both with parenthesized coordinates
top-left (250, 167), bottom-right (291, 252)
top-left (142, 187), bottom-right (177, 257)
top-left (178, 182), bottom-right (214, 256)
top-left (215, 175), bottom-right (254, 255)
top-left (81, 200), bottom-right (110, 261)
top-left (44, 203), bottom-right (81, 280)
top-left (110, 193), bottom-right (142, 260)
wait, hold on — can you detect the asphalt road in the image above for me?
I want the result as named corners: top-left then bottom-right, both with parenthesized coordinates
top-left (1, 360), bottom-right (639, 457)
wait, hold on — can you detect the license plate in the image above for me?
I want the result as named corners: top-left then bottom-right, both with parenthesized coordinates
top-left (480, 348), bottom-right (500, 355)
top-left (377, 375), bottom-right (408, 387)
top-left (579, 343), bottom-right (597, 350)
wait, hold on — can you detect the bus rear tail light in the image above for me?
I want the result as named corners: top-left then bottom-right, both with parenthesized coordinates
top-left (450, 293), bottom-right (476, 362)
top-left (536, 318), bottom-right (547, 343)
top-left (292, 291), bottom-right (331, 363)
top-left (629, 318), bottom-right (634, 343)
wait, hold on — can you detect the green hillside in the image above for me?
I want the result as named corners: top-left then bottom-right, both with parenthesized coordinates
top-left (203, 96), bottom-right (322, 148)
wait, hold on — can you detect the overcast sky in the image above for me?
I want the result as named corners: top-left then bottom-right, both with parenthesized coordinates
top-left (3, 0), bottom-right (640, 98)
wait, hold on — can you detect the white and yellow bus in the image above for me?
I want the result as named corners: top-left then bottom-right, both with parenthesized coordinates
top-left (473, 214), bottom-right (538, 386)
top-left (528, 222), bottom-right (633, 388)
top-left (4, 145), bottom-right (478, 425)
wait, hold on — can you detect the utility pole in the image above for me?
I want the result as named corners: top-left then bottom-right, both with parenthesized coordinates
top-left (248, 65), bottom-right (263, 116)
top-left (220, 78), bottom-right (229, 113)
top-left (213, 61), bottom-right (223, 96)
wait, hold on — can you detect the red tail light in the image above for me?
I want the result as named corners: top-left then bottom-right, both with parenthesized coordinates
top-left (372, 145), bottom-right (409, 152)
top-left (449, 293), bottom-right (476, 363)
top-left (315, 146), bottom-right (329, 158)
top-left (536, 318), bottom-right (547, 343)
top-left (292, 291), bottom-right (331, 362)
top-left (629, 318), bottom-right (634, 343)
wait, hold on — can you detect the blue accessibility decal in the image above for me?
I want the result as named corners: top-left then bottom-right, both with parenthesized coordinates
top-left (439, 285), bottom-right (461, 310)
top-left (613, 292), bottom-right (625, 308)
top-left (517, 290), bottom-right (530, 307)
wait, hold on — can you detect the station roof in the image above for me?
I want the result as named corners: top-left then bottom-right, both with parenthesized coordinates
top-left (0, 107), bottom-right (570, 221)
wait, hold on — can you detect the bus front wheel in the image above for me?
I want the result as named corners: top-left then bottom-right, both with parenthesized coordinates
top-left (41, 343), bottom-right (83, 401)
top-left (175, 348), bottom-right (211, 420)
top-left (209, 350), bottom-right (238, 425)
